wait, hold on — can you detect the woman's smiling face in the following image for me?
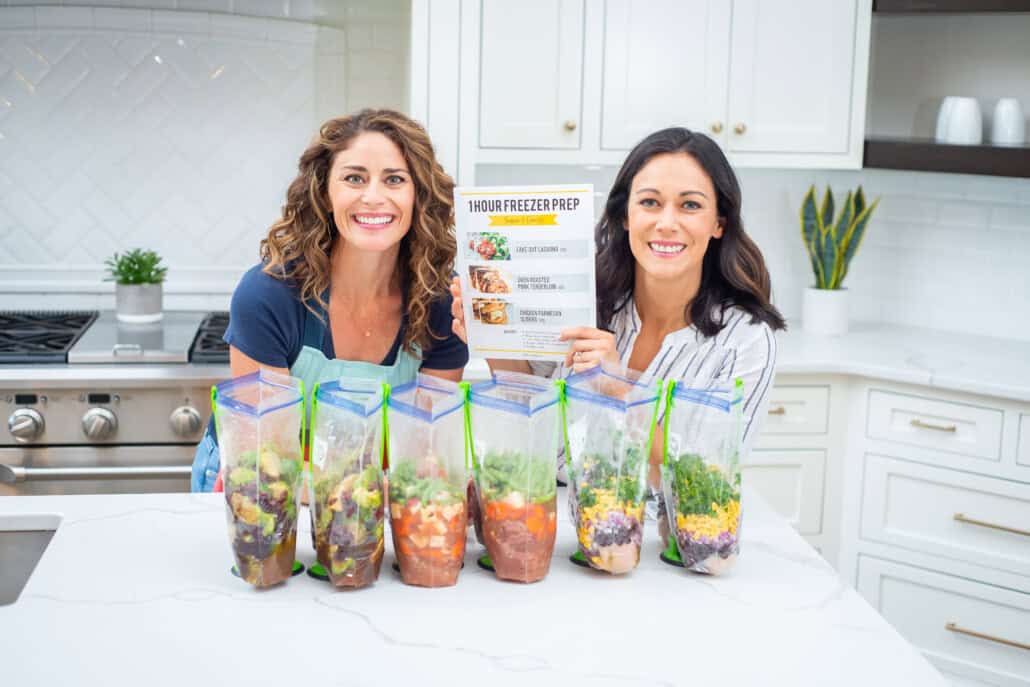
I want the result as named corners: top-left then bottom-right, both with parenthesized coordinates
top-left (327, 131), bottom-right (415, 252)
top-left (626, 151), bottom-right (723, 282)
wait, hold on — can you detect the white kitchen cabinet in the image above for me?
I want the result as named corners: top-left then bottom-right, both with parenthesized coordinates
top-left (866, 389), bottom-right (1004, 463)
top-left (413, 0), bottom-right (872, 177)
top-left (742, 448), bottom-right (826, 535)
top-left (726, 0), bottom-right (859, 157)
top-left (1018, 414), bottom-right (1030, 468)
top-left (749, 376), bottom-right (850, 566)
top-left (838, 381), bottom-right (1030, 686)
top-left (477, 0), bottom-right (585, 149)
top-left (857, 556), bottom-right (1030, 686)
top-left (860, 454), bottom-right (1030, 579)
top-left (600, 0), bottom-right (730, 150)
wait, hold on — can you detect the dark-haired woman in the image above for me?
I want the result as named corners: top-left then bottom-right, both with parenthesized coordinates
top-left (451, 127), bottom-right (785, 484)
top-left (191, 109), bottom-right (467, 491)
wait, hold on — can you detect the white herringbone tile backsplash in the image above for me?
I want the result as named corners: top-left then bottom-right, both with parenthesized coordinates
top-left (0, 5), bottom-right (348, 308)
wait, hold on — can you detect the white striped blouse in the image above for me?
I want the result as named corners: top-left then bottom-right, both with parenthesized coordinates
top-left (531, 299), bottom-right (779, 458)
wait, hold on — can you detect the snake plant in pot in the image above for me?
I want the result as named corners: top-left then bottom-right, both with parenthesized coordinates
top-left (105, 248), bottom-right (168, 323)
top-left (800, 186), bottom-right (878, 336)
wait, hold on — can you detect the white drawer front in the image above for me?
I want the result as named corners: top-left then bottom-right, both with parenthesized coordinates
top-left (742, 449), bottom-right (825, 534)
top-left (867, 390), bottom-right (1003, 462)
top-left (1019, 415), bottom-right (1030, 468)
top-left (861, 454), bottom-right (1030, 579)
top-left (857, 557), bottom-right (1030, 686)
top-left (761, 386), bottom-right (829, 435)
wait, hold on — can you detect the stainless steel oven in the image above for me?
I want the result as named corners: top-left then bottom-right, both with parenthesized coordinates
top-left (0, 311), bottom-right (230, 495)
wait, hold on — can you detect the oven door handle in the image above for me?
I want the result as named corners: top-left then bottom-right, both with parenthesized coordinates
top-left (0, 464), bottom-right (191, 483)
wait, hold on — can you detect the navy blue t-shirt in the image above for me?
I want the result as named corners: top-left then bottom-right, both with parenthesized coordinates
top-left (224, 264), bottom-right (469, 370)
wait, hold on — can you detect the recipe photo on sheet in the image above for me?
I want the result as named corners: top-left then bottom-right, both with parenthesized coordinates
top-left (455, 184), bottom-right (596, 361)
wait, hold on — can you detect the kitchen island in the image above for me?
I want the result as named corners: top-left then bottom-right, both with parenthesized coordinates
top-left (0, 488), bottom-right (946, 686)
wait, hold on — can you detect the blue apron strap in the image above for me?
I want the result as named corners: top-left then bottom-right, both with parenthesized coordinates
top-left (205, 414), bottom-right (217, 445)
top-left (302, 290), bottom-right (330, 350)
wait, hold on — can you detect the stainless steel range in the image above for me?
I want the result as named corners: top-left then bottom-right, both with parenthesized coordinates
top-left (0, 311), bottom-right (231, 496)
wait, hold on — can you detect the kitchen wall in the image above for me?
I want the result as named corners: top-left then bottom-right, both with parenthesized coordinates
top-left (0, 0), bottom-right (409, 310)
top-left (477, 164), bottom-right (1030, 343)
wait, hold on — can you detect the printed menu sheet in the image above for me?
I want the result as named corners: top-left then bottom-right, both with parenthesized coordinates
top-left (455, 184), bottom-right (596, 361)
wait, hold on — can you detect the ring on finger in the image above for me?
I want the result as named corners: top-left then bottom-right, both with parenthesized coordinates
top-left (573, 351), bottom-right (583, 361)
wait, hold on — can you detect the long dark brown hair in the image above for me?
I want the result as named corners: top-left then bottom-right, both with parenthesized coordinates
top-left (596, 127), bottom-right (786, 337)
top-left (260, 109), bottom-right (456, 355)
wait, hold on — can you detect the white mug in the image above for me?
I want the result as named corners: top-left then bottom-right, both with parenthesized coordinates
top-left (935, 97), bottom-right (957, 143)
top-left (991, 98), bottom-right (1025, 145)
top-left (938, 97), bottom-right (982, 145)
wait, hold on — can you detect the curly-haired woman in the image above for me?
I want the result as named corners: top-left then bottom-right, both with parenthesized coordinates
top-left (191, 109), bottom-right (467, 492)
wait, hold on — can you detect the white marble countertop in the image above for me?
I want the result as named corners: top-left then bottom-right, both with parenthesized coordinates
top-left (466, 321), bottom-right (1030, 402)
top-left (0, 488), bottom-right (945, 686)
top-left (775, 321), bottom-right (1030, 402)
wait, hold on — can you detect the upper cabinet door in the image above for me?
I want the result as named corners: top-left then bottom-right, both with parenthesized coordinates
top-left (727, 0), bottom-right (858, 154)
top-left (601, 0), bottom-right (730, 150)
top-left (479, 0), bottom-right (585, 149)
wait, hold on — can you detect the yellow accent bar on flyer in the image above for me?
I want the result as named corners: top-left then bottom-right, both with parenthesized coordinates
top-left (488, 214), bottom-right (558, 227)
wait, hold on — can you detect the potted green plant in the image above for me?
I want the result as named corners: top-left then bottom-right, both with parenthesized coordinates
top-left (104, 248), bottom-right (168, 323)
top-left (799, 186), bottom-right (878, 336)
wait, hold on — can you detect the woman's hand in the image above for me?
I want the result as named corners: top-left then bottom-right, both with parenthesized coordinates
top-left (449, 276), bottom-right (467, 344)
top-left (560, 326), bottom-right (620, 373)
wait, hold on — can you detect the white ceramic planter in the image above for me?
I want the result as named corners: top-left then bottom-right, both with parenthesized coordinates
top-left (115, 283), bottom-right (163, 324)
top-left (802, 287), bottom-right (848, 336)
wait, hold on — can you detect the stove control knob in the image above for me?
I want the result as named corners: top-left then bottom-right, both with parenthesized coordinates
top-left (8, 409), bottom-right (44, 442)
top-left (170, 406), bottom-right (202, 437)
top-left (82, 408), bottom-right (117, 440)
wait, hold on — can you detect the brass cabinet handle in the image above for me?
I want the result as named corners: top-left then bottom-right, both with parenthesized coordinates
top-left (910, 418), bottom-right (957, 433)
top-left (954, 512), bottom-right (1030, 538)
top-left (767, 406), bottom-right (786, 416)
top-left (710, 122), bottom-right (723, 134)
top-left (563, 120), bottom-right (577, 132)
top-left (733, 122), bottom-right (746, 135)
top-left (945, 622), bottom-right (1030, 651)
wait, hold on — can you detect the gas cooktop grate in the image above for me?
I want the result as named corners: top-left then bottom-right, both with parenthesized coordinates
top-left (0, 311), bottom-right (99, 363)
top-left (189, 311), bottom-right (230, 363)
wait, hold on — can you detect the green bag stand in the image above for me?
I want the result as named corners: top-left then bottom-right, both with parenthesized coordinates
top-left (231, 560), bottom-right (304, 579)
top-left (659, 537), bottom-right (685, 567)
top-left (569, 550), bottom-right (591, 568)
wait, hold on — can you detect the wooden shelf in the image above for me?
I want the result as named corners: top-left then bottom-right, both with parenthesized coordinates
top-left (863, 138), bottom-right (1030, 178)
top-left (874, 0), bottom-right (1030, 12)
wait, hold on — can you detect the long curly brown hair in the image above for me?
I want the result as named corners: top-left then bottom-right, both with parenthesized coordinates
top-left (260, 109), bottom-right (456, 357)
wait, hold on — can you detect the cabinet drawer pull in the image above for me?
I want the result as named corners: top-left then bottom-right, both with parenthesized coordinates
top-left (767, 406), bottom-right (786, 416)
top-left (954, 512), bottom-right (1030, 538)
top-left (910, 418), bottom-right (956, 433)
top-left (945, 622), bottom-right (1030, 651)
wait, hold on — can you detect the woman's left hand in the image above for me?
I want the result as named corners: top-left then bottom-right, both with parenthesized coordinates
top-left (560, 326), bottom-right (620, 373)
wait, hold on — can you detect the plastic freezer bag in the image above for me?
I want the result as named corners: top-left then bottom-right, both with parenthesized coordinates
top-left (469, 371), bottom-right (559, 583)
top-left (213, 370), bottom-right (304, 588)
top-left (562, 364), bottom-right (661, 575)
top-left (386, 374), bottom-right (468, 587)
top-left (309, 379), bottom-right (387, 588)
top-left (660, 380), bottom-right (743, 575)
